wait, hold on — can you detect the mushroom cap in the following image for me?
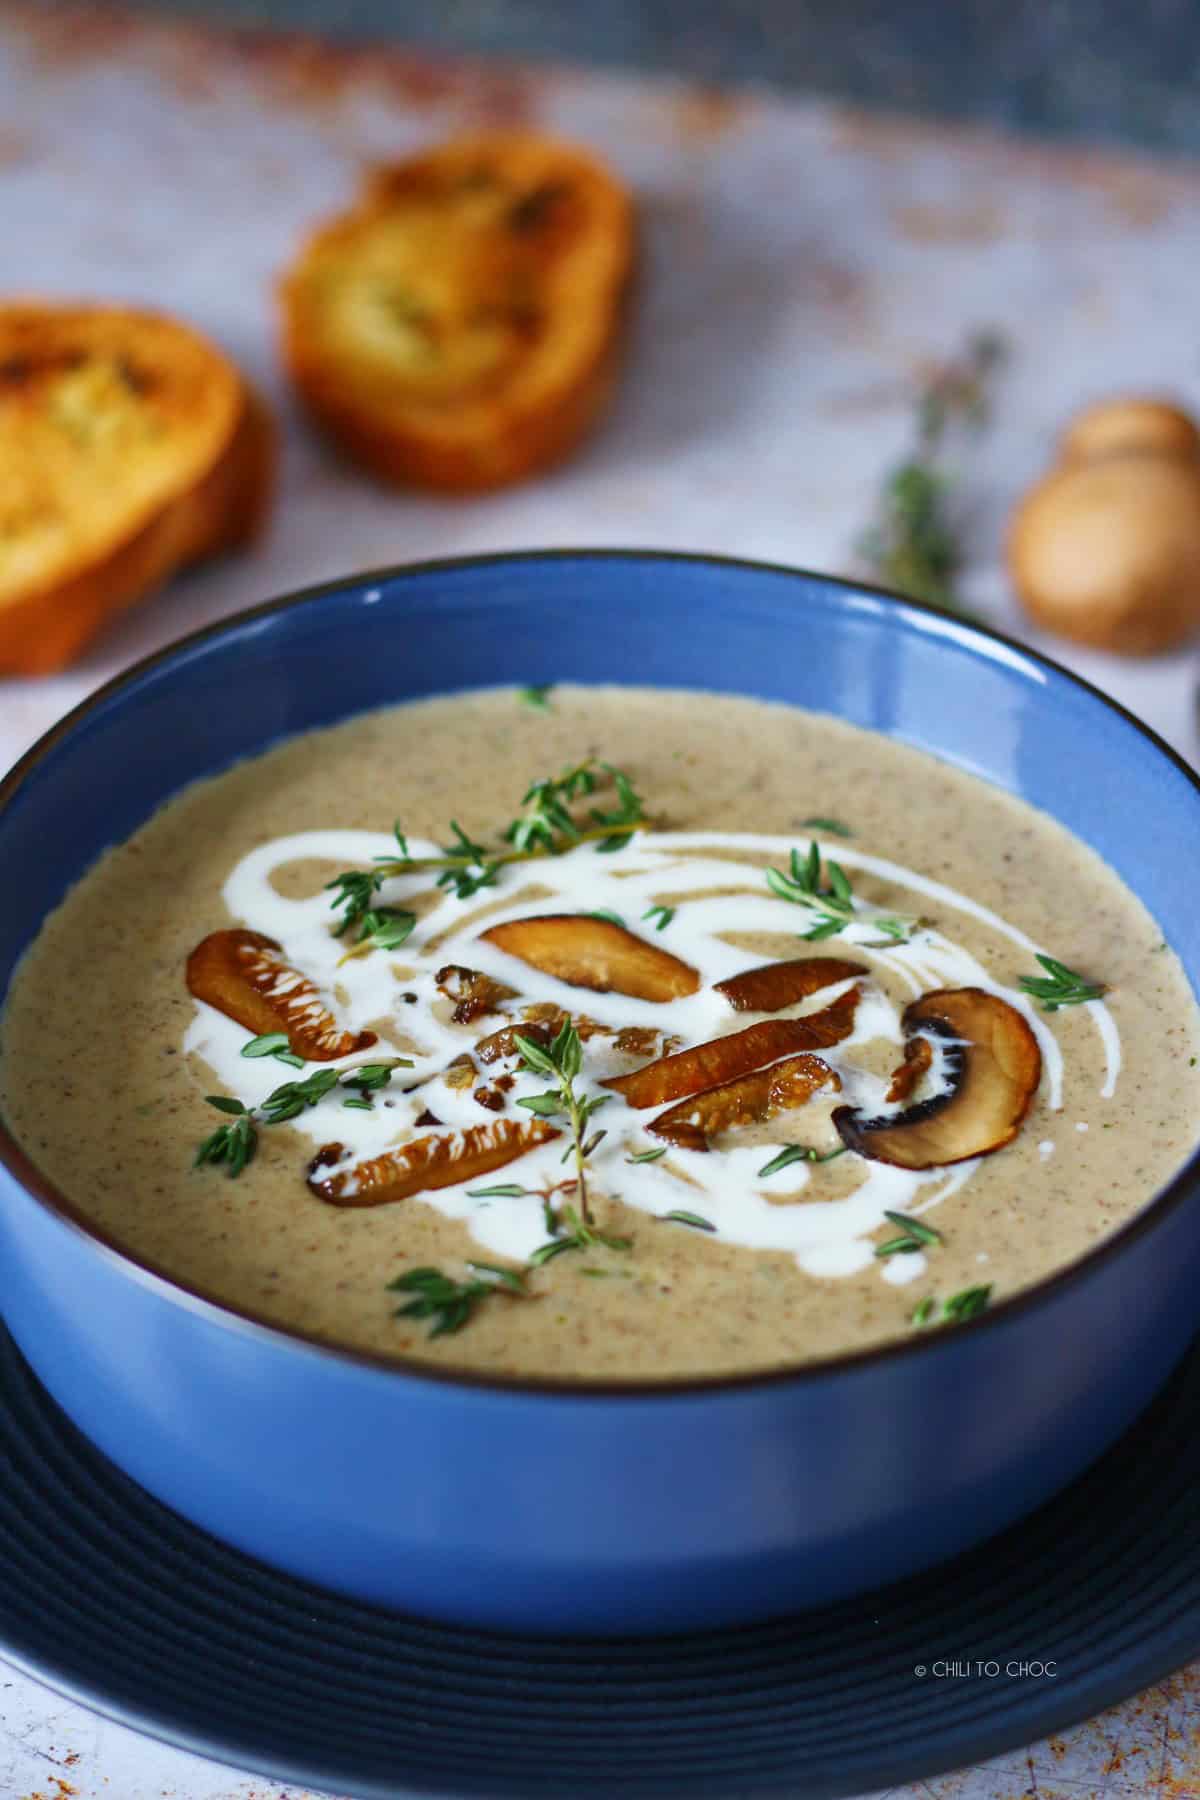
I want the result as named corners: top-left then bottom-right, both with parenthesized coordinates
top-left (1008, 453), bottom-right (1200, 654)
top-left (1059, 396), bottom-right (1200, 466)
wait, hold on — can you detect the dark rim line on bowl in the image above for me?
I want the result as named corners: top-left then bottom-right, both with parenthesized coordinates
top-left (2, 547), bottom-right (1198, 1401)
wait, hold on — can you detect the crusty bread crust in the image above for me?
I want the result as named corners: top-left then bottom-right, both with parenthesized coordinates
top-left (0, 304), bottom-right (274, 674)
top-left (279, 133), bottom-right (635, 492)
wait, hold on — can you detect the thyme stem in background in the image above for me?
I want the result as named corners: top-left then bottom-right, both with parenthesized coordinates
top-left (855, 329), bottom-right (1006, 616)
top-left (1019, 953), bottom-right (1108, 1011)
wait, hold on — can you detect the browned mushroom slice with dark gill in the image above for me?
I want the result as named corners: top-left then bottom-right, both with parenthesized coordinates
top-left (479, 915), bottom-right (700, 1002)
top-left (604, 985), bottom-right (861, 1109)
top-left (833, 987), bottom-right (1041, 1169)
top-left (714, 956), bottom-right (866, 1013)
top-left (186, 928), bottom-right (376, 1061)
top-left (435, 964), bottom-right (519, 1025)
top-left (307, 1117), bottom-right (560, 1208)
top-left (649, 1053), bottom-right (840, 1151)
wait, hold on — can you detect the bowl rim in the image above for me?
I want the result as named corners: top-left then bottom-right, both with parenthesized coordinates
top-left (3, 545), bottom-right (1199, 1399)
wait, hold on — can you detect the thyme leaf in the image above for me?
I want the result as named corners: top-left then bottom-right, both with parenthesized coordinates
top-left (659, 1209), bottom-right (716, 1232)
top-left (1019, 954), bottom-right (1108, 1011)
top-left (758, 1142), bottom-right (848, 1178)
top-left (912, 1285), bottom-right (992, 1328)
top-left (855, 330), bottom-right (1005, 616)
top-left (529, 1201), bottom-right (631, 1266)
top-left (518, 684), bottom-right (553, 711)
top-left (240, 1033), bottom-right (306, 1069)
top-left (766, 840), bottom-right (914, 944)
top-left (642, 904), bottom-right (675, 932)
top-left (875, 1209), bottom-right (943, 1258)
top-left (194, 1104), bottom-right (257, 1177)
top-left (337, 1059), bottom-right (413, 1110)
top-left (387, 1262), bottom-right (525, 1337)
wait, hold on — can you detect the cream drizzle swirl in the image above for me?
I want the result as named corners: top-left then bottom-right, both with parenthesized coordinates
top-left (182, 830), bottom-right (1121, 1286)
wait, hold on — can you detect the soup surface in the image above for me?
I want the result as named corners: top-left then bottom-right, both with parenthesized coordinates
top-left (3, 684), bottom-right (1198, 1380)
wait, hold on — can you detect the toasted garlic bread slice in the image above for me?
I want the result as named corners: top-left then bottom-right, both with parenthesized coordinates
top-left (279, 133), bottom-right (635, 491)
top-left (0, 303), bottom-right (273, 674)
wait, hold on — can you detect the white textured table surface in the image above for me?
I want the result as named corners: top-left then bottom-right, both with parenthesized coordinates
top-left (3, 5), bottom-right (1200, 1796)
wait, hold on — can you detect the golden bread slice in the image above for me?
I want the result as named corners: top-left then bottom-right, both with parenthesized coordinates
top-left (0, 303), bottom-right (273, 674)
top-left (279, 132), bottom-right (635, 491)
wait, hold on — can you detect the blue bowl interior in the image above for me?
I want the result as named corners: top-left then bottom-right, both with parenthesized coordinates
top-left (2, 551), bottom-right (1198, 1013)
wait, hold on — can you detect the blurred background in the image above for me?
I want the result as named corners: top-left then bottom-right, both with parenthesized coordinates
top-left (4, 0), bottom-right (1200, 752)
top-left (68, 0), bottom-right (1200, 155)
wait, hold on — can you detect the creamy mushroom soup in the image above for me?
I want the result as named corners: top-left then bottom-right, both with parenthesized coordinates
top-left (2, 685), bottom-right (1197, 1381)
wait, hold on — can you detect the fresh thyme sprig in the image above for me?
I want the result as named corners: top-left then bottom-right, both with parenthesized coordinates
top-left (514, 1020), bottom-right (610, 1225)
top-left (758, 1142), bottom-right (847, 1178)
top-left (875, 1209), bottom-right (943, 1259)
top-left (529, 1201), bottom-right (631, 1265)
top-left (1019, 954), bottom-right (1108, 1012)
top-left (765, 841), bottom-right (914, 945)
top-left (194, 1059), bottom-right (413, 1174)
top-left (387, 1262), bottom-right (526, 1337)
top-left (504, 761), bottom-right (597, 854)
top-left (324, 760), bottom-right (647, 940)
top-left (855, 329), bottom-right (1005, 616)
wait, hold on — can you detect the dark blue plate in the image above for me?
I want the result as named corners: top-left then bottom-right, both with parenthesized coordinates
top-left (3, 1313), bottom-right (1200, 1800)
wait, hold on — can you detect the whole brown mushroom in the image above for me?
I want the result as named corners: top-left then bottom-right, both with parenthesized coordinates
top-left (1008, 395), bottom-right (1200, 655)
top-left (1059, 396), bottom-right (1200, 465)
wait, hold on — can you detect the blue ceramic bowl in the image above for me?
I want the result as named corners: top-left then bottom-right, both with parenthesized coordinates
top-left (2, 551), bottom-right (1199, 1636)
